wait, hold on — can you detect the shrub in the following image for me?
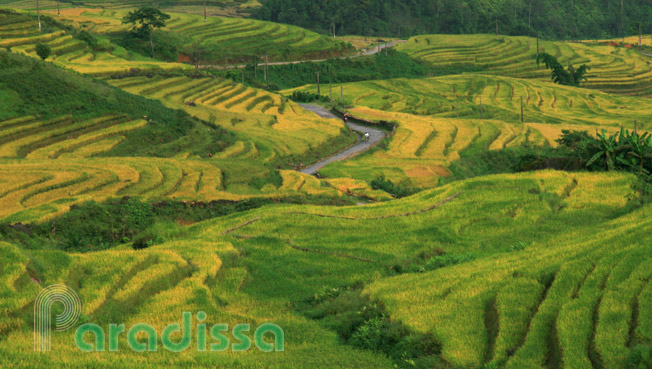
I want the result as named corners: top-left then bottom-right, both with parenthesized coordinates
top-left (370, 176), bottom-right (416, 198)
top-left (35, 43), bottom-right (51, 60)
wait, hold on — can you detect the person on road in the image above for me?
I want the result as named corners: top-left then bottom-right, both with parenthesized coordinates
top-left (364, 132), bottom-right (370, 142)
top-left (343, 114), bottom-right (348, 123)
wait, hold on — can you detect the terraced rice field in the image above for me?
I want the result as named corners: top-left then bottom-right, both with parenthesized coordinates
top-left (397, 34), bottom-right (652, 96)
top-left (367, 171), bottom-right (650, 369)
top-left (0, 156), bottom-right (356, 223)
top-left (44, 8), bottom-right (349, 62)
top-left (0, 12), bottom-right (190, 76)
top-left (3, 170), bottom-right (647, 368)
top-left (109, 75), bottom-right (348, 163)
top-left (0, 114), bottom-right (147, 159)
top-left (317, 107), bottom-right (543, 187)
top-left (288, 74), bottom-right (652, 129)
top-left (0, 110), bottom-right (349, 222)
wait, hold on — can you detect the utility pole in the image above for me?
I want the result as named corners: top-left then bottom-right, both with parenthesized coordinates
top-left (528, 0), bottom-right (532, 29)
top-left (332, 19), bottom-right (336, 38)
top-left (340, 86), bottom-right (343, 102)
top-left (316, 72), bottom-right (320, 95)
top-left (57, 0), bottom-right (60, 17)
top-left (253, 55), bottom-right (257, 79)
top-left (241, 70), bottom-right (244, 84)
top-left (204, 0), bottom-right (207, 22)
top-left (265, 52), bottom-right (269, 90)
top-left (640, 23), bottom-right (642, 46)
top-left (36, 0), bottom-right (41, 31)
top-left (385, 41), bottom-right (388, 56)
top-left (521, 96), bottom-right (524, 123)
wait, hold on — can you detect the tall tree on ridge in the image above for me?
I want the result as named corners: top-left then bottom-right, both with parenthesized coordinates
top-left (122, 7), bottom-right (171, 59)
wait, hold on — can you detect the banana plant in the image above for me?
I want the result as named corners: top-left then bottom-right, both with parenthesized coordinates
top-left (586, 129), bottom-right (618, 170)
top-left (617, 128), bottom-right (652, 174)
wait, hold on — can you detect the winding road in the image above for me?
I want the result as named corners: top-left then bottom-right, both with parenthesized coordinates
top-left (299, 104), bottom-right (386, 175)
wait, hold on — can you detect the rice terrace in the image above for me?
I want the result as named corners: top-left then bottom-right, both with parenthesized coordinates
top-left (3, 0), bottom-right (652, 368)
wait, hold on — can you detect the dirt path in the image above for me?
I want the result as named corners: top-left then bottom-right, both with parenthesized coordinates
top-left (298, 104), bottom-right (386, 175)
top-left (199, 40), bottom-right (407, 70)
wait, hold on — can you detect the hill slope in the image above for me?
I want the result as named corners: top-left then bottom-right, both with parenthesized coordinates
top-left (1, 171), bottom-right (650, 368)
top-left (0, 50), bottom-right (233, 157)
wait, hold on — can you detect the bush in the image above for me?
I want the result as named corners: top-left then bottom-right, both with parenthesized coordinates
top-left (303, 285), bottom-right (441, 367)
top-left (370, 175), bottom-right (416, 198)
top-left (35, 43), bottom-right (51, 60)
top-left (289, 90), bottom-right (329, 103)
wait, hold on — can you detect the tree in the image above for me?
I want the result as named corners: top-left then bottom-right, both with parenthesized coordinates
top-left (35, 43), bottom-right (51, 60)
top-left (183, 42), bottom-right (205, 69)
top-left (122, 7), bottom-right (170, 59)
top-left (537, 52), bottom-right (590, 87)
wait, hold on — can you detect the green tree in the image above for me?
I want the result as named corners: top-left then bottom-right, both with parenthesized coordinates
top-left (35, 43), bottom-right (51, 60)
top-left (122, 7), bottom-right (171, 59)
top-left (536, 52), bottom-right (590, 87)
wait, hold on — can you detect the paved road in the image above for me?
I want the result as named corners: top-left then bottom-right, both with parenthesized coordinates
top-left (199, 40), bottom-right (407, 70)
top-left (298, 104), bottom-right (386, 175)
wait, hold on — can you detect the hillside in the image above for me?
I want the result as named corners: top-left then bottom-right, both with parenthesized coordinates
top-left (39, 7), bottom-right (352, 63)
top-left (2, 170), bottom-right (651, 368)
top-left (0, 0), bottom-right (261, 16)
top-left (2, 2), bottom-right (652, 369)
top-left (253, 0), bottom-right (652, 40)
top-left (0, 50), bottom-right (233, 158)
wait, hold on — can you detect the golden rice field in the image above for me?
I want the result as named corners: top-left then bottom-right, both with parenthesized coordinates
top-left (108, 75), bottom-right (349, 164)
top-left (0, 155), bottom-right (367, 223)
top-left (366, 171), bottom-right (650, 369)
top-left (0, 13), bottom-right (191, 76)
top-left (0, 114), bottom-right (146, 159)
top-left (288, 74), bottom-right (652, 129)
top-left (317, 107), bottom-right (545, 187)
top-left (397, 34), bottom-right (652, 96)
top-left (42, 7), bottom-right (349, 62)
top-left (3, 169), bottom-right (646, 368)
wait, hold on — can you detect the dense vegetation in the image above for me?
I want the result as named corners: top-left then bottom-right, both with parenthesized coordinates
top-left (449, 128), bottom-right (652, 179)
top-left (253, 0), bottom-right (652, 40)
top-left (214, 49), bottom-right (471, 91)
top-left (0, 195), bottom-right (354, 252)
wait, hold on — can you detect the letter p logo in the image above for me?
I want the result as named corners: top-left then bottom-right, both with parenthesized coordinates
top-left (34, 284), bottom-right (81, 352)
